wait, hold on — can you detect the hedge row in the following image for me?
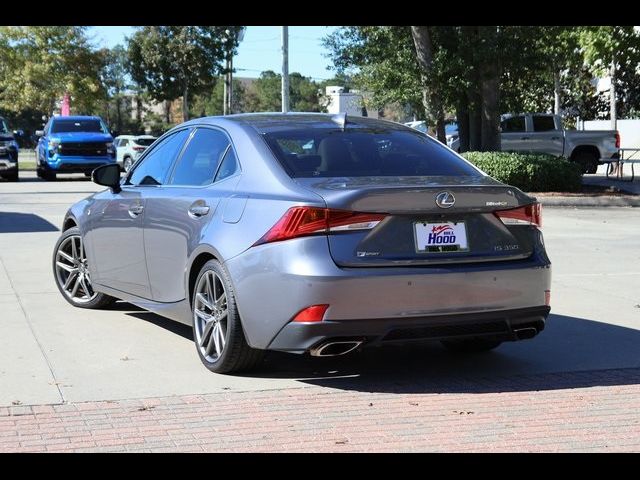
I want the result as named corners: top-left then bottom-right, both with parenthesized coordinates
top-left (461, 151), bottom-right (583, 192)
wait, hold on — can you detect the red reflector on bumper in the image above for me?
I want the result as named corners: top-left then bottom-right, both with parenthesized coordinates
top-left (545, 290), bottom-right (551, 306)
top-left (292, 304), bottom-right (329, 323)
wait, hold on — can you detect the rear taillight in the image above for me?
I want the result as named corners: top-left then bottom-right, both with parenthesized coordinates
top-left (615, 132), bottom-right (620, 149)
top-left (133, 146), bottom-right (145, 152)
top-left (495, 203), bottom-right (541, 228)
top-left (254, 206), bottom-right (386, 246)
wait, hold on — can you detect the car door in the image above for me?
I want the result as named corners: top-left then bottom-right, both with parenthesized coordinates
top-left (88, 128), bottom-right (191, 299)
top-left (500, 115), bottom-right (529, 152)
top-left (143, 127), bottom-right (240, 303)
top-left (116, 138), bottom-right (128, 165)
top-left (528, 114), bottom-right (564, 156)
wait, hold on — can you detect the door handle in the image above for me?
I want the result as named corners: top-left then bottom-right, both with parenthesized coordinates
top-left (128, 204), bottom-right (144, 217)
top-left (551, 136), bottom-right (561, 140)
top-left (188, 203), bottom-right (210, 218)
top-left (520, 137), bottom-right (530, 140)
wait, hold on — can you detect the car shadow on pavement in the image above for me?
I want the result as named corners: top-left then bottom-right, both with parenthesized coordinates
top-left (118, 309), bottom-right (640, 393)
top-left (254, 314), bottom-right (640, 393)
top-left (0, 212), bottom-right (59, 233)
top-left (125, 310), bottom-right (193, 340)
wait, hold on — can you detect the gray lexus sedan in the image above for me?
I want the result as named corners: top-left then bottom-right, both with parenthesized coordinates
top-left (53, 113), bottom-right (551, 374)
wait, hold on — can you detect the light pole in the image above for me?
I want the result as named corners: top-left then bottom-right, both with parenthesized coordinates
top-left (281, 26), bottom-right (290, 113)
top-left (223, 27), bottom-right (245, 116)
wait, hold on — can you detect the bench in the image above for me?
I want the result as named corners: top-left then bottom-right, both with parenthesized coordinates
top-left (602, 148), bottom-right (640, 182)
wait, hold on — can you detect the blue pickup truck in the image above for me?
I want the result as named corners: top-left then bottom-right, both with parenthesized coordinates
top-left (36, 116), bottom-right (116, 181)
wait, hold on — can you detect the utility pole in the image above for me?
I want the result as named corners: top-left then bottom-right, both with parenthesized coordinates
top-left (281, 26), bottom-right (290, 113)
top-left (222, 27), bottom-right (245, 115)
top-left (223, 44), bottom-right (231, 116)
top-left (610, 55), bottom-right (617, 130)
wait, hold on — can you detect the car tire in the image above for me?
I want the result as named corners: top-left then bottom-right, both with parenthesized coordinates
top-left (440, 338), bottom-right (502, 353)
top-left (123, 157), bottom-right (133, 172)
top-left (573, 151), bottom-right (598, 174)
top-left (192, 259), bottom-right (264, 374)
top-left (4, 172), bottom-right (18, 182)
top-left (42, 170), bottom-right (57, 181)
top-left (53, 227), bottom-right (116, 309)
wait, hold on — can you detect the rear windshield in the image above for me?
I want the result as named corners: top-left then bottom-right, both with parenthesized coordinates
top-left (264, 128), bottom-right (480, 178)
top-left (134, 137), bottom-right (156, 146)
top-left (51, 119), bottom-right (108, 134)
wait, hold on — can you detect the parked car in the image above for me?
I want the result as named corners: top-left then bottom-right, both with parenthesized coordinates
top-left (53, 113), bottom-right (551, 374)
top-left (35, 115), bottom-right (116, 181)
top-left (404, 120), bottom-right (428, 134)
top-left (448, 113), bottom-right (619, 174)
top-left (0, 116), bottom-right (19, 182)
top-left (405, 120), bottom-right (459, 147)
top-left (114, 135), bottom-right (157, 172)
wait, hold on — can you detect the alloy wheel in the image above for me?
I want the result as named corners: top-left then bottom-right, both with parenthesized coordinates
top-left (54, 235), bottom-right (97, 304)
top-left (194, 270), bottom-right (228, 363)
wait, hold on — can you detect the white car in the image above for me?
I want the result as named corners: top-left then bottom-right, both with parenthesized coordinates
top-left (114, 135), bottom-right (156, 172)
top-left (404, 121), bottom-right (460, 151)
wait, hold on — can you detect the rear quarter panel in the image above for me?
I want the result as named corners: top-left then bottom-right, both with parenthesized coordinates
top-left (564, 130), bottom-right (618, 158)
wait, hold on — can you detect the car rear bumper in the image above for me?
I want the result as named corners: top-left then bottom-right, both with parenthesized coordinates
top-left (0, 161), bottom-right (17, 172)
top-left (0, 148), bottom-right (18, 162)
top-left (225, 236), bottom-right (552, 350)
top-left (268, 305), bottom-right (550, 353)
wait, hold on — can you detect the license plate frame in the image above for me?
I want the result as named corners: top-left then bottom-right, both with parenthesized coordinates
top-left (414, 221), bottom-right (470, 253)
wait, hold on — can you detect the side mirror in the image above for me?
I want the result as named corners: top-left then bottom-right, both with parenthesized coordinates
top-left (92, 164), bottom-right (122, 193)
top-left (35, 130), bottom-right (44, 137)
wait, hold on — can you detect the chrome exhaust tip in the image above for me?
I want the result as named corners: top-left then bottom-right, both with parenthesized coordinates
top-left (309, 340), bottom-right (364, 357)
top-left (513, 327), bottom-right (538, 340)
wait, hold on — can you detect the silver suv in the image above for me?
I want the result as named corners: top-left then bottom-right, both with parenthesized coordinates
top-left (115, 135), bottom-right (156, 172)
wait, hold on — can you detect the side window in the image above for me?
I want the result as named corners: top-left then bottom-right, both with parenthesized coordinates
top-left (501, 116), bottom-right (526, 133)
top-left (532, 116), bottom-right (557, 132)
top-left (169, 128), bottom-right (230, 186)
top-left (128, 129), bottom-right (190, 186)
top-left (214, 147), bottom-right (239, 183)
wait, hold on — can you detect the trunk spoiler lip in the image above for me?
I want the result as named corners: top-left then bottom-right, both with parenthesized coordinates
top-left (292, 176), bottom-right (537, 212)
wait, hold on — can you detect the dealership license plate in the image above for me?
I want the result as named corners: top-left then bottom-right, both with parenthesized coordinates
top-left (414, 221), bottom-right (469, 253)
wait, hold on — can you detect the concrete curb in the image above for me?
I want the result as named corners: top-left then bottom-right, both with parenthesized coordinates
top-left (533, 195), bottom-right (640, 207)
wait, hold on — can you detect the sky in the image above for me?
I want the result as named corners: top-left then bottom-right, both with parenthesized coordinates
top-left (88, 26), bottom-right (340, 81)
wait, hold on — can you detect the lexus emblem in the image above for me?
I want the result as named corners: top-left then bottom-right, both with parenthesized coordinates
top-left (435, 191), bottom-right (455, 209)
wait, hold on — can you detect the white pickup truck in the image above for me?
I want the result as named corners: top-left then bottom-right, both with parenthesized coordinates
top-left (448, 113), bottom-right (620, 174)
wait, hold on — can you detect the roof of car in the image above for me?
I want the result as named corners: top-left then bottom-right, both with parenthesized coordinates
top-left (51, 115), bottom-right (102, 121)
top-left (116, 134), bottom-right (156, 139)
top-left (194, 112), bottom-right (409, 134)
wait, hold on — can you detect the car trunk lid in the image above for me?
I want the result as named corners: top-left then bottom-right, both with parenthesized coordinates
top-left (294, 176), bottom-right (539, 267)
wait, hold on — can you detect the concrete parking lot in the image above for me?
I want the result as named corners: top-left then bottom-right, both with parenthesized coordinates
top-left (1, 171), bottom-right (639, 451)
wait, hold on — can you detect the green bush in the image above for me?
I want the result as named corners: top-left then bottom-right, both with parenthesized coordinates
top-left (461, 151), bottom-right (583, 192)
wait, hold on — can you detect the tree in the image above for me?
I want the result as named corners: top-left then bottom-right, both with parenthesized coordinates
top-left (127, 26), bottom-right (243, 122)
top-left (324, 27), bottom-right (423, 121)
top-left (243, 71), bottom-right (322, 113)
top-left (579, 26), bottom-right (640, 127)
top-left (99, 45), bottom-right (130, 133)
top-left (410, 26), bottom-right (446, 143)
top-left (190, 78), bottom-right (246, 117)
top-left (0, 26), bottom-right (105, 115)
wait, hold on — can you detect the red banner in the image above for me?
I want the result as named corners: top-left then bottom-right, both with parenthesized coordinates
top-left (61, 93), bottom-right (70, 116)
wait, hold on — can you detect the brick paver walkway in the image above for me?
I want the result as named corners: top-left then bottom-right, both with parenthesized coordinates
top-left (2, 368), bottom-right (640, 452)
